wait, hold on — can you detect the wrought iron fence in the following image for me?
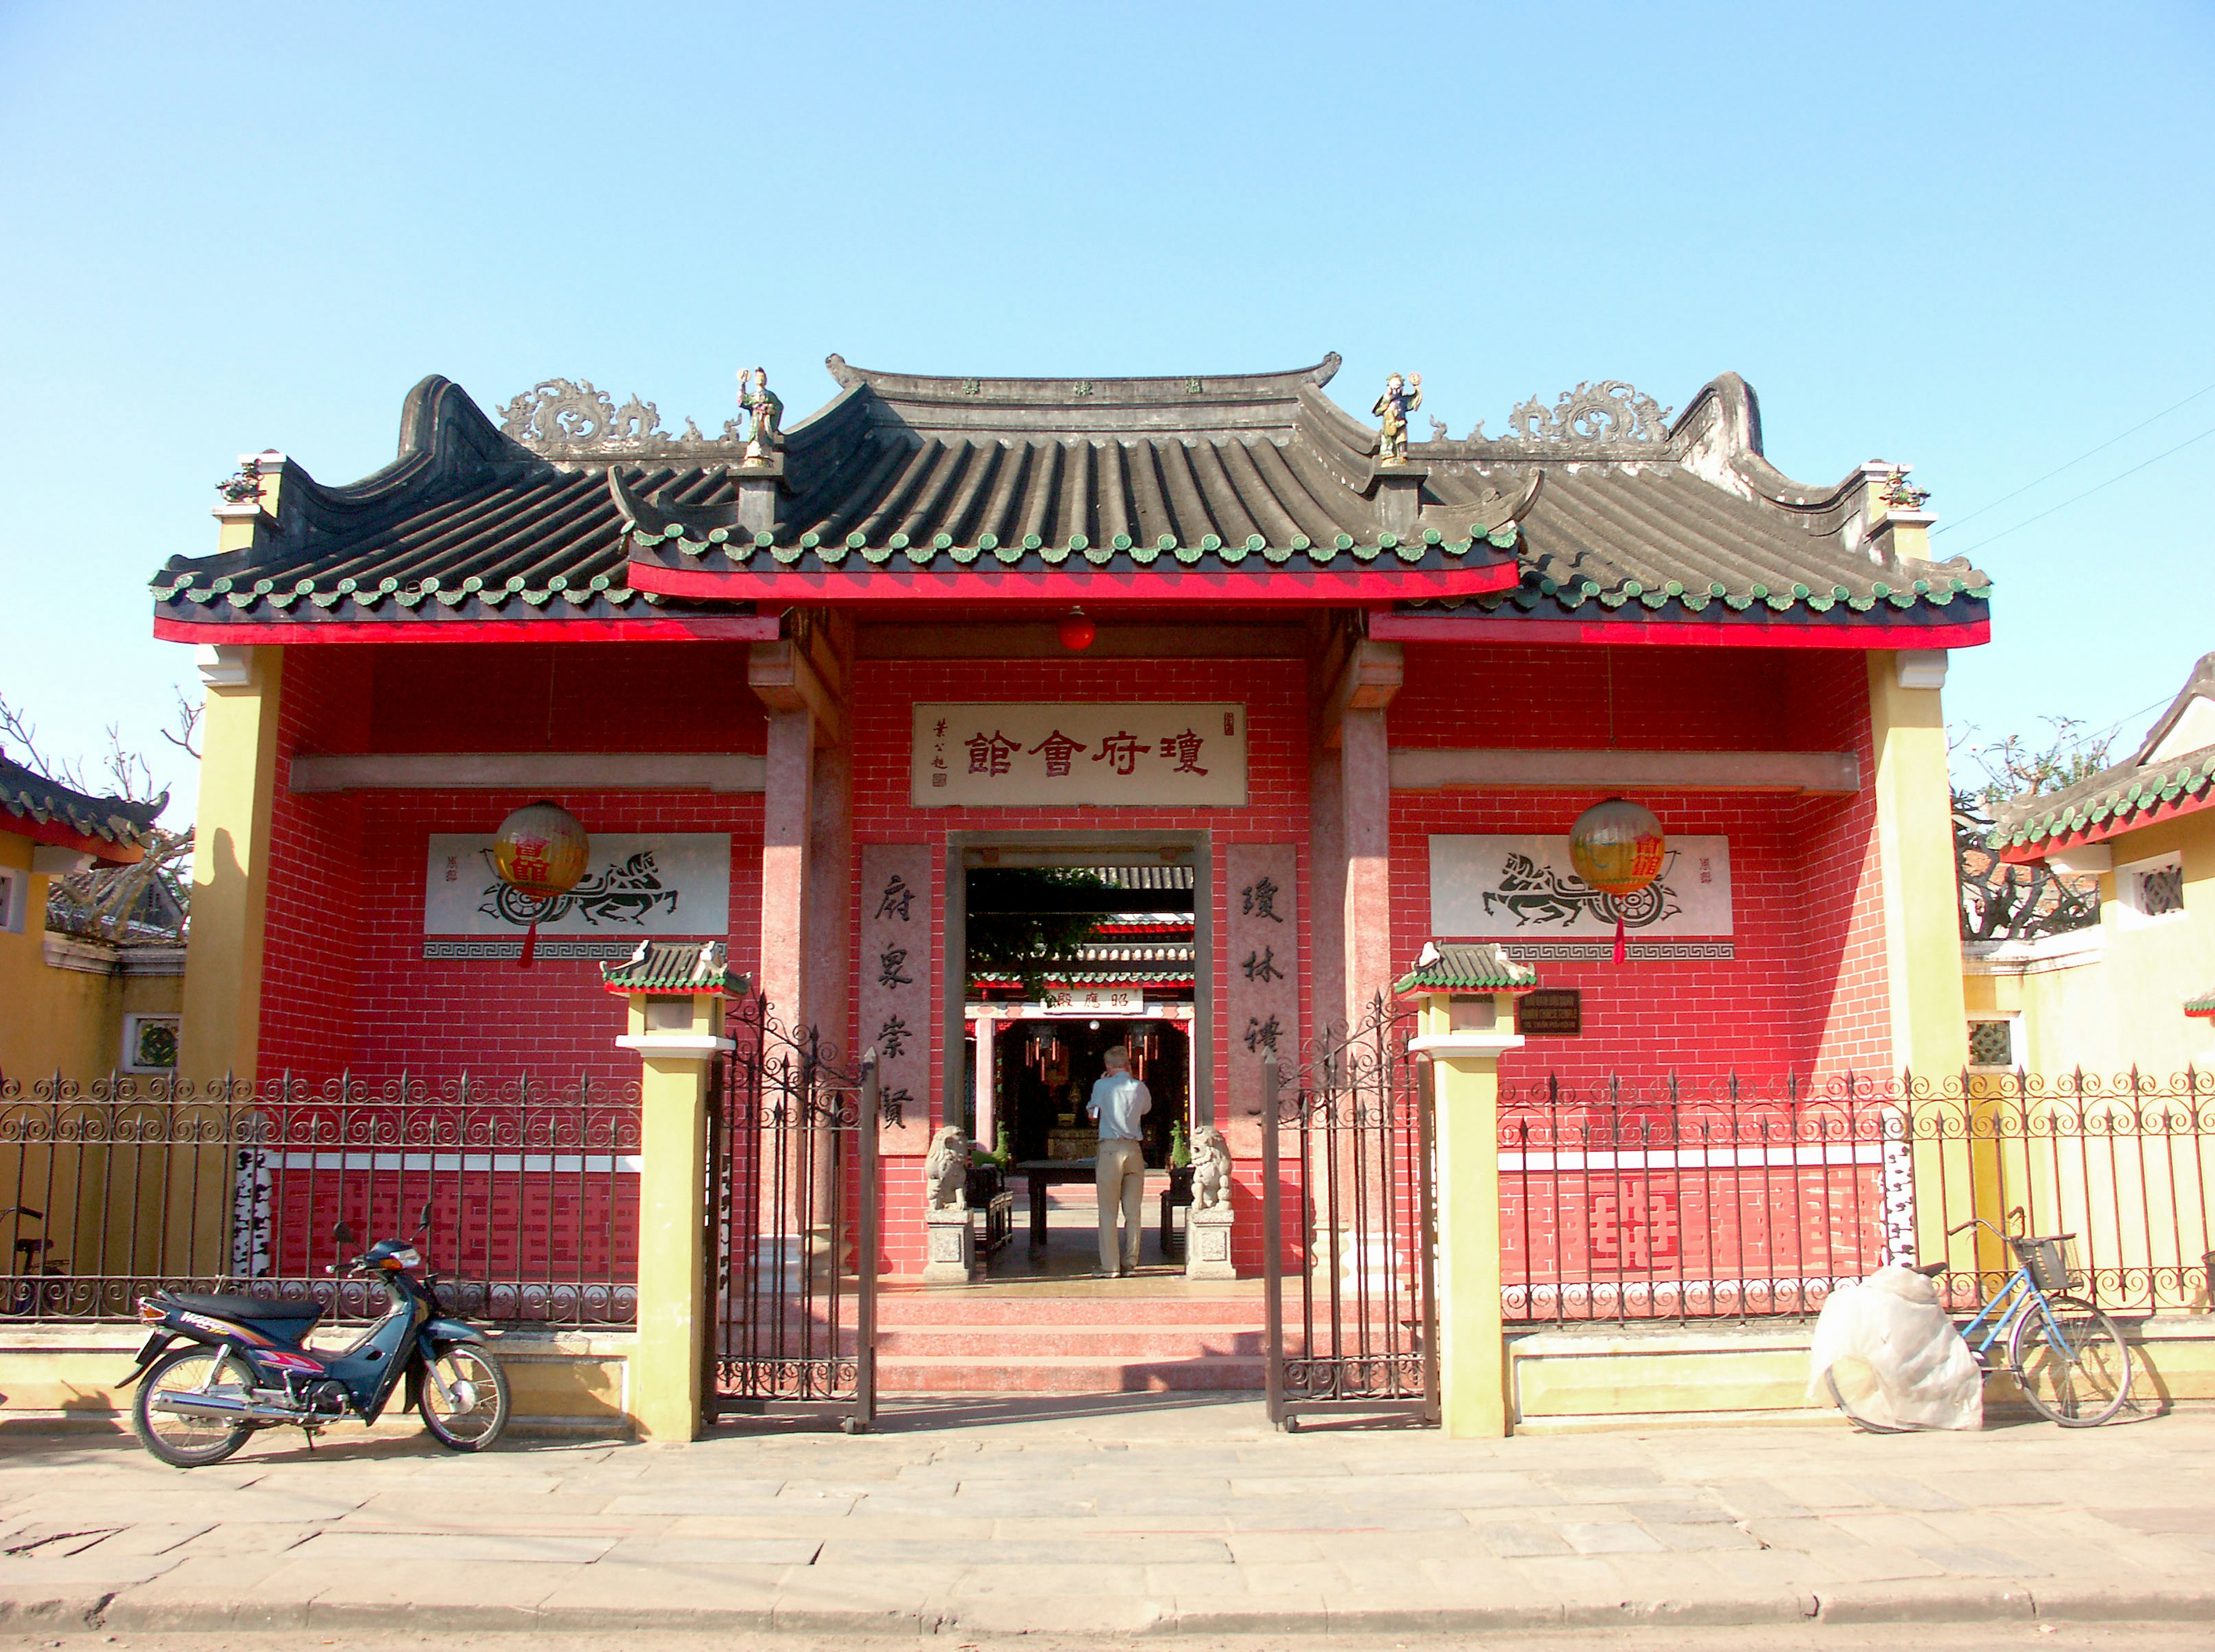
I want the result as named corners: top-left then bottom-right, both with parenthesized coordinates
top-left (1501, 1068), bottom-right (2215, 1324)
top-left (1262, 1000), bottom-right (1438, 1429)
top-left (0, 1072), bottom-right (641, 1325)
top-left (706, 995), bottom-right (876, 1428)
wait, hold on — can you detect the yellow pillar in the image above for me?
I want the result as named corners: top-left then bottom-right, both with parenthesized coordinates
top-left (178, 645), bottom-right (284, 1082)
top-left (617, 986), bottom-right (731, 1443)
top-left (1410, 989), bottom-right (1523, 1437)
top-left (1867, 648), bottom-right (1969, 1079)
top-left (1868, 647), bottom-right (1983, 1263)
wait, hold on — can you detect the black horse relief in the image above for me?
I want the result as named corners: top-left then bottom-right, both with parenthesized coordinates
top-left (1480, 849), bottom-right (1684, 932)
top-left (476, 850), bottom-right (681, 929)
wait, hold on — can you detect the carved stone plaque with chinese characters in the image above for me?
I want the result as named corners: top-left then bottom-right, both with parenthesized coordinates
top-left (1225, 844), bottom-right (1297, 1159)
top-left (859, 844), bottom-right (932, 1157)
top-left (911, 704), bottom-right (1247, 808)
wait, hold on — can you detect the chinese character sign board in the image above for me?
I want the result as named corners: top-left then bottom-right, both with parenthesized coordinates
top-left (1225, 843), bottom-right (1298, 1158)
top-left (911, 704), bottom-right (1247, 808)
top-left (1429, 835), bottom-right (1732, 939)
top-left (1045, 986), bottom-right (1144, 1014)
top-left (860, 844), bottom-right (933, 1156)
top-left (422, 833), bottom-right (730, 945)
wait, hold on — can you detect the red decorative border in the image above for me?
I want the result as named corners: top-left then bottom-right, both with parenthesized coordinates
top-left (1998, 787), bottom-right (2215, 865)
top-left (1369, 612), bottom-right (1992, 652)
top-left (152, 615), bottom-right (781, 645)
top-left (625, 558), bottom-right (1523, 605)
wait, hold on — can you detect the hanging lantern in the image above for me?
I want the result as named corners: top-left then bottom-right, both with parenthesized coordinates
top-left (1568, 797), bottom-right (1665, 964)
top-left (1058, 607), bottom-right (1096, 652)
top-left (490, 801), bottom-right (590, 968)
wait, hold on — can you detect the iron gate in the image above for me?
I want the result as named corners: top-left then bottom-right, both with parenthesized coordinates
top-left (1262, 999), bottom-right (1439, 1430)
top-left (705, 996), bottom-right (878, 1429)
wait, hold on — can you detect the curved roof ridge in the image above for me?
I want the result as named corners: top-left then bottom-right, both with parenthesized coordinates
top-left (821, 352), bottom-right (1342, 404)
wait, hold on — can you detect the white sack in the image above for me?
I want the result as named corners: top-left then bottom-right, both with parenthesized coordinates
top-left (1808, 1264), bottom-right (1983, 1431)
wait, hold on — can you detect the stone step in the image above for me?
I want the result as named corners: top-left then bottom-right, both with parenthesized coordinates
top-left (874, 1353), bottom-right (1265, 1393)
top-left (873, 1323), bottom-right (1266, 1358)
top-left (872, 1291), bottom-right (1266, 1327)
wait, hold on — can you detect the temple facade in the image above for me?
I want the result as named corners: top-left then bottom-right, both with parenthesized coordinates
top-left (157, 356), bottom-right (1984, 1278)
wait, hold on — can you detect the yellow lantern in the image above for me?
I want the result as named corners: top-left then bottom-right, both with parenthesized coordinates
top-left (1568, 797), bottom-right (1665, 964)
top-left (490, 801), bottom-right (590, 968)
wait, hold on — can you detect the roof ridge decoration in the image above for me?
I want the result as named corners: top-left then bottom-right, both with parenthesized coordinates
top-left (0, 754), bottom-right (164, 857)
top-left (1469, 380), bottom-right (1674, 447)
top-left (498, 378), bottom-right (748, 458)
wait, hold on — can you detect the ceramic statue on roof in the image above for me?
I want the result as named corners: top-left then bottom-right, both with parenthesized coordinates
top-left (1373, 371), bottom-right (1422, 465)
top-left (738, 367), bottom-right (783, 463)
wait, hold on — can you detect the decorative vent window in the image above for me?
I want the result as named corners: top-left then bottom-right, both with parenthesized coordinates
top-left (2119, 854), bottom-right (2187, 925)
top-left (0, 866), bottom-right (21, 934)
top-left (2139, 865), bottom-right (2186, 917)
top-left (1968, 1019), bottom-right (2017, 1071)
top-left (123, 1014), bottom-right (181, 1073)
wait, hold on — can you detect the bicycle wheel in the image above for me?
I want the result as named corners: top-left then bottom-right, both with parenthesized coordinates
top-left (1824, 1360), bottom-right (1919, 1433)
top-left (2009, 1293), bottom-right (2131, 1426)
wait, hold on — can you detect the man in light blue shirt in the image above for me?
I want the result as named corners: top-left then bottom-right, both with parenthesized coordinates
top-left (1087, 1046), bottom-right (1152, 1276)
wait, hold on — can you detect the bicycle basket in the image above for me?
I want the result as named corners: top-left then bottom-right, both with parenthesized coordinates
top-left (2012, 1234), bottom-right (2079, 1294)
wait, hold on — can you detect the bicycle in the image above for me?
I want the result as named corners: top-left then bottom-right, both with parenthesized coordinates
top-left (1827, 1218), bottom-right (2133, 1432)
top-left (2, 1206), bottom-right (66, 1317)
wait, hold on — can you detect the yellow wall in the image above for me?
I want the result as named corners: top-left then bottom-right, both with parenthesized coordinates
top-left (0, 827), bottom-right (184, 1086)
top-left (1966, 809), bottom-right (2215, 1077)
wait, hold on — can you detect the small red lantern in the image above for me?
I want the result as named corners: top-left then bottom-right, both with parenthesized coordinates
top-left (1569, 797), bottom-right (1665, 964)
top-left (490, 801), bottom-right (590, 968)
top-left (1058, 607), bottom-right (1096, 652)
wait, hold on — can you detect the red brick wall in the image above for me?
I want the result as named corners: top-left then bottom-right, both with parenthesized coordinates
top-left (254, 638), bottom-right (1898, 1285)
top-left (1388, 645), bottom-right (1893, 1086)
top-left (258, 644), bottom-right (767, 1081)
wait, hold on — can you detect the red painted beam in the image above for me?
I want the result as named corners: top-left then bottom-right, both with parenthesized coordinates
top-left (152, 615), bottom-right (782, 645)
top-left (1997, 787), bottom-right (2215, 864)
top-left (625, 559), bottom-right (1523, 605)
top-left (1368, 612), bottom-right (1992, 651)
top-left (2, 814), bottom-right (145, 863)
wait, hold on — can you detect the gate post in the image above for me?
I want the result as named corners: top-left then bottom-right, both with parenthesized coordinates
top-left (1403, 951), bottom-right (1530, 1439)
top-left (607, 944), bottom-right (742, 1442)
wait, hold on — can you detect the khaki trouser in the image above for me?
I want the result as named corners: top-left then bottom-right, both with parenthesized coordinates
top-left (1095, 1139), bottom-right (1145, 1272)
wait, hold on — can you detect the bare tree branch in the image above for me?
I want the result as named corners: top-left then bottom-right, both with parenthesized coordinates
top-left (162, 689), bottom-right (203, 761)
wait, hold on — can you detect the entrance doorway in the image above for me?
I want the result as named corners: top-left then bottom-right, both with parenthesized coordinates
top-left (945, 836), bottom-right (1210, 1280)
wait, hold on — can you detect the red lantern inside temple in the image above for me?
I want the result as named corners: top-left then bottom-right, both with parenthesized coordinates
top-left (490, 801), bottom-right (590, 968)
top-left (1058, 607), bottom-right (1096, 652)
top-left (1568, 797), bottom-right (1665, 964)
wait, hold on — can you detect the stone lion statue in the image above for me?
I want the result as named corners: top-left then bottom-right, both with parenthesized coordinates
top-left (1189, 1124), bottom-right (1232, 1211)
top-left (925, 1125), bottom-right (971, 1210)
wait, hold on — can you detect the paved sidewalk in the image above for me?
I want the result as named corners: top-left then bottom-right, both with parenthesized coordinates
top-left (3, 1399), bottom-right (2214, 1636)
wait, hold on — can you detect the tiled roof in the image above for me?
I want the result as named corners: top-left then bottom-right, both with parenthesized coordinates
top-left (1393, 940), bottom-right (1537, 994)
top-left (0, 756), bottom-right (163, 859)
top-left (151, 362), bottom-right (1983, 634)
top-left (1993, 652), bottom-right (2215, 861)
top-left (2186, 988), bottom-right (2214, 1019)
top-left (598, 938), bottom-right (745, 995)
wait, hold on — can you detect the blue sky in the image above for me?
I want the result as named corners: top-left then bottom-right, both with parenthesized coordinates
top-left (2, 2), bottom-right (2209, 819)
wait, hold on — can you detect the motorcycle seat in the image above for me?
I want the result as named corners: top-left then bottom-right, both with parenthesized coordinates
top-left (165, 1290), bottom-right (325, 1324)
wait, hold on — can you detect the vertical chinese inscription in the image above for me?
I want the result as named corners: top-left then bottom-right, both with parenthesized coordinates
top-left (1224, 844), bottom-right (1299, 1159)
top-left (859, 844), bottom-right (933, 1157)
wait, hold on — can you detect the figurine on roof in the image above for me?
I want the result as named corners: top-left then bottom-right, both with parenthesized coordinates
top-left (1373, 371), bottom-right (1423, 465)
top-left (738, 367), bottom-right (783, 463)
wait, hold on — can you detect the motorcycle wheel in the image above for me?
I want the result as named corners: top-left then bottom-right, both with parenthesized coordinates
top-left (134, 1346), bottom-right (254, 1467)
top-left (419, 1344), bottom-right (510, 1451)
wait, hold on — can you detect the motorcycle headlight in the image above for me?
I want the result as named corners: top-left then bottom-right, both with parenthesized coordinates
top-left (385, 1247), bottom-right (422, 1270)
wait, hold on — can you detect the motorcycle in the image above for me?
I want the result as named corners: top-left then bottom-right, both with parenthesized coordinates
top-left (119, 1207), bottom-right (510, 1467)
